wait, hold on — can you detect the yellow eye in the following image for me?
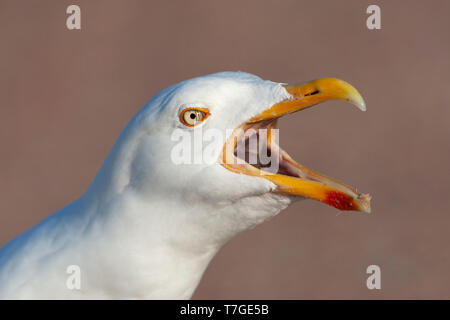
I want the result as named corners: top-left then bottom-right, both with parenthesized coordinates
top-left (180, 108), bottom-right (210, 127)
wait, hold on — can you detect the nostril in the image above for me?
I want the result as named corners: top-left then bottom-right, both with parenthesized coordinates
top-left (304, 89), bottom-right (320, 97)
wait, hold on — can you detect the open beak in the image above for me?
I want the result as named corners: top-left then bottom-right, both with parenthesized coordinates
top-left (221, 78), bottom-right (371, 213)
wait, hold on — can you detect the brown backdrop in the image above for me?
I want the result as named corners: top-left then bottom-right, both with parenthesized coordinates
top-left (1, 0), bottom-right (449, 299)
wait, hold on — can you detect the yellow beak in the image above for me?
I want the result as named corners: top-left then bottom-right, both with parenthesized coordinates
top-left (250, 78), bottom-right (366, 122)
top-left (221, 78), bottom-right (371, 213)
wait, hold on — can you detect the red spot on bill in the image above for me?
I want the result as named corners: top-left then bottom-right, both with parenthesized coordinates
top-left (325, 191), bottom-right (356, 211)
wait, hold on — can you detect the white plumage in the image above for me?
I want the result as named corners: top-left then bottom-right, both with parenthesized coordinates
top-left (0, 72), bottom-right (369, 299)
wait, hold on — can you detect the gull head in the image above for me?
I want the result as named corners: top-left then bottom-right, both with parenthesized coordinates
top-left (0, 71), bottom-right (372, 300)
top-left (93, 71), bottom-right (370, 242)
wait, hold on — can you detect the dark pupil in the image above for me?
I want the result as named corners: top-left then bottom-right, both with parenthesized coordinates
top-left (190, 113), bottom-right (196, 120)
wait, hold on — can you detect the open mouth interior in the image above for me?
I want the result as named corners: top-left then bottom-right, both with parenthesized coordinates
top-left (220, 118), bottom-right (371, 212)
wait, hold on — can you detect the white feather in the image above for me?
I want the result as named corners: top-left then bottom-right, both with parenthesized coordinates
top-left (0, 72), bottom-right (293, 299)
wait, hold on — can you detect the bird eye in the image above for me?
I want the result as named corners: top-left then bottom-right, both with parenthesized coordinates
top-left (180, 108), bottom-right (210, 127)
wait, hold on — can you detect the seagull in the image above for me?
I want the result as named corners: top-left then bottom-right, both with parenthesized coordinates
top-left (0, 72), bottom-right (371, 299)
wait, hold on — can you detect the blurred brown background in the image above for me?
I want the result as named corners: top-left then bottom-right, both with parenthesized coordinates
top-left (1, 0), bottom-right (449, 299)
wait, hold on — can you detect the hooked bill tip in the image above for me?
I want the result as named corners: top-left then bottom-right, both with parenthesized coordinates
top-left (353, 96), bottom-right (367, 112)
top-left (345, 87), bottom-right (366, 112)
